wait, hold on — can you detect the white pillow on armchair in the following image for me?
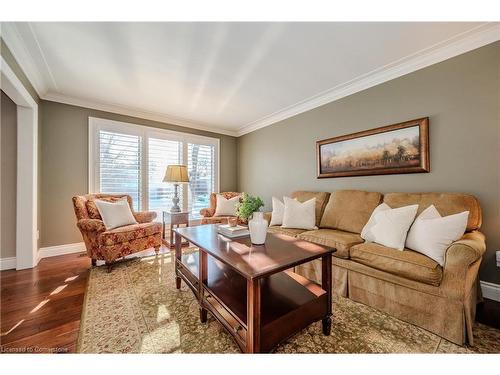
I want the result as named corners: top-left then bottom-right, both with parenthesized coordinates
top-left (94, 198), bottom-right (137, 230)
top-left (214, 194), bottom-right (240, 216)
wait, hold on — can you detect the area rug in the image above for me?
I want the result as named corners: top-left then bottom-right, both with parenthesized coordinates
top-left (77, 250), bottom-right (500, 353)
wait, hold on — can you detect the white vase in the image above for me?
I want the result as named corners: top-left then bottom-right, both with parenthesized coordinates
top-left (248, 211), bottom-right (268, 245)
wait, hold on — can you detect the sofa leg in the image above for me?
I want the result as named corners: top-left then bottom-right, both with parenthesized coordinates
top-left (106, 262), bottom-right (114, 273)
top-left (91, 259), bottom-right (97, 267)
top-left (154, 246), bottom-right (160, 254)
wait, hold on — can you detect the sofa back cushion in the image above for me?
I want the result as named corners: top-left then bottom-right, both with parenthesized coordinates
top-left (383, 192), bottom-right (481, 231)
top-left (320, 190), bottom-right (382, 233)
top-left (291, 191), bottom-right (330, 227)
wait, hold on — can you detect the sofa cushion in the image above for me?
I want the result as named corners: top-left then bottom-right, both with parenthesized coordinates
top-left (99, 222), bottom-right (162, 246)
top-left (350, 242), bottom-right (443, 286)
top-left (268, 226), bottom-right (307, 237)
top-left (297, 229), bottom-right (363, 259)
top-left (291, 191), bottom-right (330, 227)
top-left (320, 190), bottom-right (382, 233)
top-left (383, 192), bottom-right (481, 232)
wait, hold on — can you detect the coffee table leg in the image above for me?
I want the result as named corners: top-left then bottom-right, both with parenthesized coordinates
top-left (322, 253), bottom-right (332, 336)
top-left (199, 250), bottom-right (208, 323)
top-left (246, 278), bottom-right (261, 353)
top-left (174, 231), bottom-right (182, 289)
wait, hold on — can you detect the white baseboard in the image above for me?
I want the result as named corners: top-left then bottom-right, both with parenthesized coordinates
top-left (38, 242), bottom-right (86, 260)
top-left (0, 257), bottom-right (17, 271)
top-left (480, 281), bottom-right (500, 302)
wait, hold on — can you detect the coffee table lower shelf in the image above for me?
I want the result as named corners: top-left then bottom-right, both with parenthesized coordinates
top-left (176, 251), bottom-right (329, 353)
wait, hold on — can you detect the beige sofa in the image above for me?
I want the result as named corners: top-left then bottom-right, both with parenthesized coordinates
top-left (265, 190), bottom-right (485, 346)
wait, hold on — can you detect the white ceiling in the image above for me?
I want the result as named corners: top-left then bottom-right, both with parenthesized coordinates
top-left (2, 22), bottom-right (499, 136)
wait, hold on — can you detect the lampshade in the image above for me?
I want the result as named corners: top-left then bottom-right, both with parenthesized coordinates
top-left (163, 165), bottom-right (189, 183)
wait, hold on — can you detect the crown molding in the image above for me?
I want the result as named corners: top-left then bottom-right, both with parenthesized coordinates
top-left (237, 22), bottom-right (500, 136)
top-left (4, 22), bottom-right (499, 138)
top-left (0, 22), bottom-right (49, 96)
top-left (42, 91), bottom-right (239, 137)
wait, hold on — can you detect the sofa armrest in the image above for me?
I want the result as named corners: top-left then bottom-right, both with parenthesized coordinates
top-left (77, 218), bottom-right (106, 233)
top-left (200, 208), bottom-right (215, 217)
top-left (133, 211), bottom-right (157, 223)
top-left (441, 231), bottom-right (486, 298)
top-left (263, 212), bottom-right (272, 224)
top-left (445, 231), bottom-right (486, 268)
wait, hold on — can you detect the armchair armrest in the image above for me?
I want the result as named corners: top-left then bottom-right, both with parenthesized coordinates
top-left (200, 208), bottom-right (215, 217)
top-left (133, 211), bottom-right (157, 223)
top-left (441, 231), bottom-right (486, 298)
top-left (77, 218), bottom-right (106, 233)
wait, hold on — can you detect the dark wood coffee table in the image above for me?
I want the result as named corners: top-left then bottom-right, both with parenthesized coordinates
top-left (173, 224), bottom-right (335, 353)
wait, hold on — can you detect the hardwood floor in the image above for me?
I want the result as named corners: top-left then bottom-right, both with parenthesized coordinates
top-left (1, 249), bottom-right (499, 353)
top-left (0, 247), bottom-right (170, 353)
top-left (1, 253), bottom-right (89, 353)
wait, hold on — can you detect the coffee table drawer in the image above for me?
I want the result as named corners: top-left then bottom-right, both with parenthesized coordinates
top-left (204, 290), bottom-right (247, 344)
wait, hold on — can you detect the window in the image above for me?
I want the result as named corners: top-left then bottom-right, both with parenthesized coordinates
top-left (89, 117), bottom-right (219, 220)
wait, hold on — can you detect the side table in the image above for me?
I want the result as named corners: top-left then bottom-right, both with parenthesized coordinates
top-left (162, 211), bottom-right (190, 249)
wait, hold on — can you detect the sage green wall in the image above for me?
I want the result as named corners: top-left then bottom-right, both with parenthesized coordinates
top-left (40, 100), bottom-right (238, 247)
top-left (237, 41), bottom-right (500, 284)
top-left (1, 91), bottom-right (17, 258)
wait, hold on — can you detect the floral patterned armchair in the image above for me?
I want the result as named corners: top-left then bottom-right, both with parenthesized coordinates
top-left (72, 194), bottom-right (162, 272)
top-left (199, 192), bottom-right (245, 225)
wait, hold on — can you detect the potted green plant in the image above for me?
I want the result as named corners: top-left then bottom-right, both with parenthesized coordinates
top-left (236, 193), bottom-right (267, 245)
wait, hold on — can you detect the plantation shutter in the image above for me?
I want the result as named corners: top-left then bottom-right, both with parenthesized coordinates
top-left (91, 117), bottom-right (218, 219)
top-left (148, 137), bottom-right (182, 216)
top-left (98, 130), bottom-right (142, 210)
top-left (188, 143), bottom-right (215, 218)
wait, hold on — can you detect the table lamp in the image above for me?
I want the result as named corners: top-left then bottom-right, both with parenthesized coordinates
top-left (163, 165), bottom-right (189, 213)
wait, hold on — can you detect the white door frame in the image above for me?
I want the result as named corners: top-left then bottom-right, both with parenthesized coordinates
top-left (1, 56), bottom-right (38, 269)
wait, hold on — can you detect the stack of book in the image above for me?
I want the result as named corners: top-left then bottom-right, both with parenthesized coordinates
top-left (217, 224), bottom-right (250, 238)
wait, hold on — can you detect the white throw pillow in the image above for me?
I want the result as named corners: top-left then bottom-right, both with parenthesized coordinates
top-left (214, 194), bottom-right (240, 216)
top-left (94, 198), bottom-right (137, 230)
top-left (369, 204), bottom-right (419, 250)
top-left (361, 203), bottom-right (391, 242)
top-left (269, 197), bottom-right (285, 226)
top-left (405, 205), bottom-right (469, 266)
top-left (282, 196), bottom-right (317, 230)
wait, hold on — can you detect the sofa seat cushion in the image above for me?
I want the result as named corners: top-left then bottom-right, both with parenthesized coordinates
top-left (297, 229), bottom-right (363, 259)
top-left (99, 222), bottom-right (162, 246)
top-left (267, 226), bottom-right (307, 237)
top-left (350, 242), bottom-right (443, 286)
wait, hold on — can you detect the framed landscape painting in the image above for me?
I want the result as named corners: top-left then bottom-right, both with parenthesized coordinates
top-left (317, 117), bottom-right (429, 178)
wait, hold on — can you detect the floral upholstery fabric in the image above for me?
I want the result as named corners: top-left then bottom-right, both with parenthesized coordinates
top-left (100, 235), bottom-right (162, 263)
top-left (72, 194), bottom-right (161, 264)
top-left (99, 222), bottom-right (162, 247)
top-left (77, 218), bottom-right (106, 232)
top-left (199, 192), bottom-right (243, 225)
top-left (133, 211), bottom-right (157, 223)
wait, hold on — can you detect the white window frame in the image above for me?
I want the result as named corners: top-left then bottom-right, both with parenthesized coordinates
top-left (88, 117), bottom-right (220, 214)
